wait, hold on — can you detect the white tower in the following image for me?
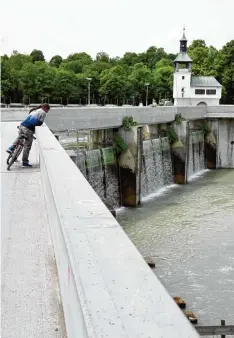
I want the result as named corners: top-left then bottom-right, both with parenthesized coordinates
top-left (173, 28), bottom-right (193, 106)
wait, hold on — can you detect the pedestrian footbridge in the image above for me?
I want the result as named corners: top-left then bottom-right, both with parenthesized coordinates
top-left (1, 121), bottom-right (199, 337)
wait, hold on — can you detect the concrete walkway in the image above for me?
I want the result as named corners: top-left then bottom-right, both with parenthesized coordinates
top-left (1, 122), bottom-right (66, 338)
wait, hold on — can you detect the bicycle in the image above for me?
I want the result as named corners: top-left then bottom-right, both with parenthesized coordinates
top-left (6, 127), bottom-right (36, 171)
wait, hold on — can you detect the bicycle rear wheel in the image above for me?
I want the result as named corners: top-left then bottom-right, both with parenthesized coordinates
top-left (7, 144), bottom-right (23, 171)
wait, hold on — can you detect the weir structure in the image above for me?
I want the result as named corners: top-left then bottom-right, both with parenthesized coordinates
top-left (7, 105), bottom-right (230, 208)
top-left (2, 105), bottom-right (234, 337)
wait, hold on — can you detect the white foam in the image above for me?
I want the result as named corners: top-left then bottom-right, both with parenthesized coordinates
top-left (141, 184), bottom-right (177, 203)
top-left (188, 169), bottom-right (210, 182)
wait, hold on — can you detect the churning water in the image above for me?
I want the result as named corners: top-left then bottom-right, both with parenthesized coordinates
top-left (118, 169), bottom-right (234, 326)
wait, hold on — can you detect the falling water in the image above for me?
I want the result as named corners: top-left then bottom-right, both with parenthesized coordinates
top-left (161, 137), bottom-right (173, 185)
top-left (141, 140), bottom-right (157, 196)
top-left (85, 149), bottom-right (105, 200)
top-left (141, 137), bottom-right (173, 198)
top-left (101, 147), bottom-right (120, 209)
top-left (76, 151), bottom-right (87, 178)
top-left (188, 131), bottom-right (205, 179)
top-left (151, 138), bottom-right (164, 188)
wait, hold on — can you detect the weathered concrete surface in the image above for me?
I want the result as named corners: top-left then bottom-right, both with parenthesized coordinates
top-left (217, 119), bottom-right (234, 168)
top-left (2, 106), bottom-right (234, 130)
top-left (1, 123), bottom-right (66, 338)
top-left (205, 106), bottom-right (234, 119)
top-left (36, 124), bottom-right (199, 337)
top-left (1, 106), bottom-right (206, 130)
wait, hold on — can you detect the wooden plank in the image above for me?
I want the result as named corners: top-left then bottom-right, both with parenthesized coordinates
top-left (196, 325), bottom-right (234, 335)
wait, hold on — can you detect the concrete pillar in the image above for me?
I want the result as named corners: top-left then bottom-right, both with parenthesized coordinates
top-left (117, 126), bottom-right (143, 207)
top-left (148, 124), bottom-right (159, 139)
top-left (205, 120), bottom-right (218, 169)
top-left (172, 121), bottom-right (189, 184)
top-left (217, 119), bottom-right (234, 168)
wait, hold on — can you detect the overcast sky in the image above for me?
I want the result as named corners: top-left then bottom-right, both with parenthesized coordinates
top-left (1, 0), bottom-right (233, 60)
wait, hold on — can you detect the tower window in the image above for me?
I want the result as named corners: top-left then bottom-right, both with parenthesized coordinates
top-left (206, 89), bottom-right (216, 95)
top-left (181, 87), bottom-right (185, 92)
top-left (195, 89), bottom-right (205, 95)
top-left (182, 76), bottom-right (185, 80)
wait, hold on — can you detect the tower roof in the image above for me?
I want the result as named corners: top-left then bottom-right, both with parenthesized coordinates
top-left (191, 76), bottom-right (222, 87)
top-left (174, 53), bottom-right (192, 63)
top-left (174, 27), bottom-right (192, 64)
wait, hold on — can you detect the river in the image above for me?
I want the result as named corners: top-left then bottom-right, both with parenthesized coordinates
top-left (117, 169), bottom-right (234, 326)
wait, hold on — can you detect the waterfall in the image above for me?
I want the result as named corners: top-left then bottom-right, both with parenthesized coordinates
top-left (141, 137), bottom-right (173, 198)
top-left (161, 137), bottom-right (173, 185)
top-left (188, 131), bottom-right (205, 178)
top-left (76, 151), bottom-right (87, 178)
top-left (101, 147), bottom-right (120, 209)
top-left (141, 140), bottom-right (157, 196)
top-left (85, 149), bottom-right (105, 200)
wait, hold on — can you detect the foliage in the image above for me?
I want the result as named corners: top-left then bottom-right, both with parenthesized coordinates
top-left (49, 55), bottom-right (63, 68)
top-left (167, 126), bottom-right (179, 143)
top-left (175, 113), bottom-right (185, 124)
top-left (30, 49), bottom-right (45, 62)
top-left (123, 116), bottom-right (139, 130)
top-left (114, 135), bottom-right (128, 154)
top-left (201, 122), bottom-right (212, 137)
top-left (1, 40), bottom-right (234, 105)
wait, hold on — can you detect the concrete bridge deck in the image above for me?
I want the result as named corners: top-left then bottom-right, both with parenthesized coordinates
top-left (1, 122), bottom-right (66, 338)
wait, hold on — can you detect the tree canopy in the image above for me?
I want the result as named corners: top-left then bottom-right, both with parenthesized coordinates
top-left (1, 40), bottom-right (234, 105)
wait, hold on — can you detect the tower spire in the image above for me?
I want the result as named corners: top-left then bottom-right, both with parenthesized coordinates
top-left (180, 26), bottom-right (187, 53)
top-left (173, 28), bottom-right (192, 72)
top-left (181, 25), bottom-right (186, 40)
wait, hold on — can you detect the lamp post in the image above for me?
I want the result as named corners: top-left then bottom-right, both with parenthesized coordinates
top-left (86, 77), bottom-right (92, 106)
top-left (145, 83), bottom-right (149, 106)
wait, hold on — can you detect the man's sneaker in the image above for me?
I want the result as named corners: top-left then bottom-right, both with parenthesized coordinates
top-left (22, 162), bottom-right (32, 168)
top-left (6, 147), bottom-right (14, 154)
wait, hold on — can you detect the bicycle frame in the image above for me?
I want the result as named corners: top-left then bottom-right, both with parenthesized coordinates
top-left (6, 128), bottom-right (36, 170)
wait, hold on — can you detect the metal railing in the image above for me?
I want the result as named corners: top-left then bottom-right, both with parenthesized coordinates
top-left (196, 320), bottom-right (234, 337)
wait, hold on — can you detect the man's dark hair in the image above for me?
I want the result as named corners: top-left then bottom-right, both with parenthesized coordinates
top-left (29, 103), bottom-right (50, 114)
top-left (42, 103), bottom-right (50, 110)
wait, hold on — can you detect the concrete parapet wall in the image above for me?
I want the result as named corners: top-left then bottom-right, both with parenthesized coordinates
top-left (1, 106), bottom-right (206, 130)
top-left (36, 124), bottom-right (199, 337)
top-left (2, 106), bottom-right (234, 131)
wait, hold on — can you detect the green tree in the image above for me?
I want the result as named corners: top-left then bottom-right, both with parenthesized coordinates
top-left (129, 63), bottom-right (152, 102)
top-left (18, 62), bottom-right (56, 101)
top-left (120, 52), bottom-right (138, 66)
top-left (52, 69), bottom-right (78, 101)
top-left (1, 56), bottom-right (14, 100)
top-left (99, 66), bottom-right (130, 104)
top-left (152, 63), bottom-right (174, 100)
top-left (61, 52), bottom-right (93, 74)
top-left (96, 52), bottom-right (110, 63)
top-left (215, 40), bottom-right (234, 104)
top-left (2, 51), bottom-right (32, 102)
top-left (49, 55), bottom-right (63, 68)
top-left (30, 49), bottom-right (45, 62)
top-left (138, 47), bottom-right (168, 69)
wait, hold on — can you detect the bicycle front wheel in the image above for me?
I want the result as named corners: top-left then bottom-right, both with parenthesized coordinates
top-left (7, 144), bottom-right (23, 171)
top-left (6, 153), bottom-right (12, 165)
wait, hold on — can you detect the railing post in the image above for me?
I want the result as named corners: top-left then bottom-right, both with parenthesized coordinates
top-left (221, 319), bottom-right (225, 338)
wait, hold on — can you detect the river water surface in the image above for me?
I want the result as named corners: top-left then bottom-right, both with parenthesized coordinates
top-left (117, 169), bottom-right (234, 326)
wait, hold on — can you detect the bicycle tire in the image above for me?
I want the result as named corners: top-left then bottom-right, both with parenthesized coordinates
top-left (7, 144), bottom-right (23, 171)
top-left (6, 153), bottom-right (12, 165)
